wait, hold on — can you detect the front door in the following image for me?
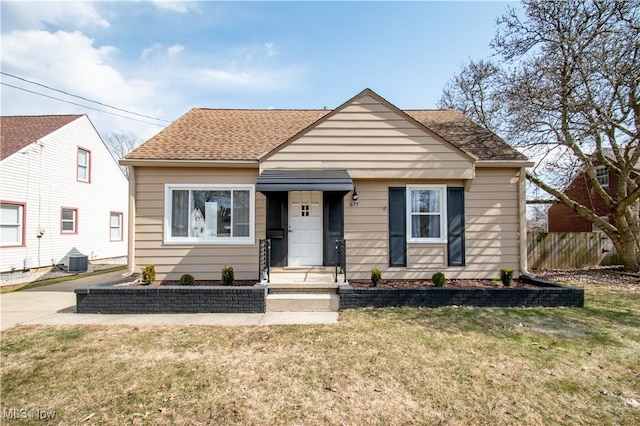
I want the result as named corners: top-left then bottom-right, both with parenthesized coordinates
top-left (288, 191), bottom-right (323, 266)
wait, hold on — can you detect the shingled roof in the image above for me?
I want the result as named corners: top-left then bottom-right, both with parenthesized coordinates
top-left (128, 109), bottom-right (331, 161)
top-left (127, 91), bottom-right (526, 162)
top-left (405, 110), bottom-right (527, 161)
top-left (0, 115), bottom-right (82, 160)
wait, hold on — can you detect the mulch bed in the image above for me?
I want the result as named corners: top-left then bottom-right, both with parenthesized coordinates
top-left (119, 280), bottom-right (258, 287)
top-left (123, 279), bottom-right (537, 288)
top-left (349, 279), bottom-right (538, 289)
top-left (157, 280), bottom-right (256, 287)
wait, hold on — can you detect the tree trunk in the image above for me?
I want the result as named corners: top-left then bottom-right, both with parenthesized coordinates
top-left (610, 211), bottom-right (640, 272)
top-left (612, 237), bottom-right (640, 272)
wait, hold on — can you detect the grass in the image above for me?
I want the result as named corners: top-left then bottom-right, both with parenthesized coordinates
top-left (1, 284), bottom-right (639, 425)
top-left (0, 266), bottom-right (127, 294)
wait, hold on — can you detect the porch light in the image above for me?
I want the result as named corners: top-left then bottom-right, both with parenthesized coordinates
top-left (351, 188), bottom-right (359, 201)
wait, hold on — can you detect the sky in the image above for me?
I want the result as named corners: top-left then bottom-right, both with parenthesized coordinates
top-left (0, 0), bottom-right (518, 142)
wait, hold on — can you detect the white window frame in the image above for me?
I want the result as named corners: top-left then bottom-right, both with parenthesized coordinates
top-left (406, 184), bottom-right (447, 244)
top-left (110, 212), bottom-right (123, 241)
top-left (1, 202), bottom-right (25, 247)
top-left (595, 166), bottom-right (609, 187)
top-left (77, 147), bottom-right (91, 183)
top-left (164, 184), bottom-right (255, 245)
top-left (61, 207), bottom-right (78, 234)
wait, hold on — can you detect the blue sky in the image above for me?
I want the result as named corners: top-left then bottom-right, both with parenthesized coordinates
top-left (1, 1), bottom-right (517, 140)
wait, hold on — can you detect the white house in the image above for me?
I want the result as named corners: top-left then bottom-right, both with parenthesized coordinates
top-left (0, 115), bottom-right (128, 276)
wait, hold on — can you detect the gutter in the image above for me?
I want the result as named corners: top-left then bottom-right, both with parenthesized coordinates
top-left (120, 159), bottom-right (259, 168)
top-left (518, 166), bottom-right (532, 277)
top-left (126, 165), bottom-right (136, 277)
top-left (476, 160), bottom-right (535, 168)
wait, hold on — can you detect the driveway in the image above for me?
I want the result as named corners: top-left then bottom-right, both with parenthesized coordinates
top-left (0, 270), bottom-right (126, 331)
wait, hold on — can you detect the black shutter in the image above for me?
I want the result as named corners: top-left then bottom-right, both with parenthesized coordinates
top-left (389, 187), bottom-right (406, 267)
top-left (447, 187), bottom-right (465, 266)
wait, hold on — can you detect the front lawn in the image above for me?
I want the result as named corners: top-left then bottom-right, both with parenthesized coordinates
top-left (1, 283), bottom-right (639, 425)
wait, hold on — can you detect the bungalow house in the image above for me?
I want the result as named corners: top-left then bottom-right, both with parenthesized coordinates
top-left (0, 115), bottom-right (128, 278)
top-left (122, 89), bottom-right (532, 282)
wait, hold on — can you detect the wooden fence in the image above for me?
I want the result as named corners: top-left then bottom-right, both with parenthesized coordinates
top-left (527, 232), bottom-right (621, 270)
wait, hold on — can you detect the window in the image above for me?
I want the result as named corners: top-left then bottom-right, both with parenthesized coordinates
top-left (61, 208), bottom-right (78, 234)
top-left (1, 202), bottom-right (25, 246)
top-left (77, 148), bottom-right (91, 182)
top-left (406, 185), bottom-right (447, 243)
top-left (165, 184), bottom-right (254, 244)
top-left (595, 166), bottom-right (609, 187)
top-left (110, 212), bottom-right (123, 241)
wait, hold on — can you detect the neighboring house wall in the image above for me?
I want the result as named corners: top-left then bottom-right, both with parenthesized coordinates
top-left (133, 166), bottom-right (264, 281)
top-left (0, 116), bottom-right (128, 272)
top-left (548, 166), bottom-right (619, 232)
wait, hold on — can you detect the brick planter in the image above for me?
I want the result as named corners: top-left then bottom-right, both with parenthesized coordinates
top-left (75, 284), bottom-right (267, 314)
top-left (339, 276), bottom-right (583, 309)
top-left (76, 276), bottom-right (582, 314)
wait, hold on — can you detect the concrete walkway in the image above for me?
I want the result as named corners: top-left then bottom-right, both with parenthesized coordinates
top-left (0, 270), bottom-right (339, 331)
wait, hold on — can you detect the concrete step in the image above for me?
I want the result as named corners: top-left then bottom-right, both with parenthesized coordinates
top-left (268, 283), bottom-right (339, 293)
top-left (266, 292), bottom-right (340, 312)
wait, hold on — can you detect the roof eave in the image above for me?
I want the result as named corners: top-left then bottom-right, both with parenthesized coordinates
top-left (120, 158), bottom-right (259, 168)
top-left (476, 160), bottom-right (535, 168)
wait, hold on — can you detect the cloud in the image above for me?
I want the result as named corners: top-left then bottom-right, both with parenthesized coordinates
top-left (1, 2), bottom-right (109, 31)
top-left (167, 44), bottom-right (184, 56)
top-left (265, 43), bottom-right (279, 57)
top-left (150, 1), bottom-right (201, 14)
top-left (199, 69), bottom-right (255, 85)
top-left (0, 29), bottom-right (165, 139)
top-left (196, 65), bottom-right (299, 91)
top-left (141, 43), bottom-right (163, 61)
top-left (141, 43), bottom-right (184, 63)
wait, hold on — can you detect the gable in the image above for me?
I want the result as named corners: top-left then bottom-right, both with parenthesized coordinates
top-left (0, 115), bottom-right (82, 160)
top-left (260, 92), bottom-right (476, 179)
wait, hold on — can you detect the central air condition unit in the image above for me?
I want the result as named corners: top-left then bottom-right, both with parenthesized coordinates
top-left (68, 255), bottom-right (88, 272)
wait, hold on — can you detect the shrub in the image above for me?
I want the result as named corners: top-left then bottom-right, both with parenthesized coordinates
top-left (180, 274), bottom-right (195, 286)
top-left (141, 264), bottom-right (155, 285)
top-left (500, 267), bottom-right (514, 287)
top-left (432, 272), bottom-right (446, 287)
top-left (371, 268), bottom-right (382, 287)
top-left (221, 266), bottom-right (234, 285)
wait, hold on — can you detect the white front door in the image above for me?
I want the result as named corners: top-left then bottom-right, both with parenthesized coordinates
top-left (288, 191), bottom-right (323, 266)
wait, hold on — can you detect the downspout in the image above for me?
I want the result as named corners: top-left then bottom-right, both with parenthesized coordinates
top-left (126, 165), bottom-right (136, 277)
top-left (518, 166), bottom-right (531, 277)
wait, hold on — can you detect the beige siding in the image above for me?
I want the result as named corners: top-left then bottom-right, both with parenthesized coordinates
top-left (344, 168), bottom-right (522, 280)
top-left (133, 167), bottom-right (264, 281)
top-left (261, 95), bottom-right (474, 180)
top-left (133, 164), bottom-right (522, 281)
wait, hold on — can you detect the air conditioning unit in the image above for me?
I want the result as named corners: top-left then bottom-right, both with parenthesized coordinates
top-left (68, 255), bottom-right (88, 272)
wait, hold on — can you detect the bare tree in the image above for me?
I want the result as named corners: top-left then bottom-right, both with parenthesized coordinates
top-left (438, 59), bottom-right (505, 134)
top-left (440, 0), bottom-right (640, 271)
top-left (103, 131), bottom-right (142, 177)
top-left (496, 0), bottom-right (639, 271)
